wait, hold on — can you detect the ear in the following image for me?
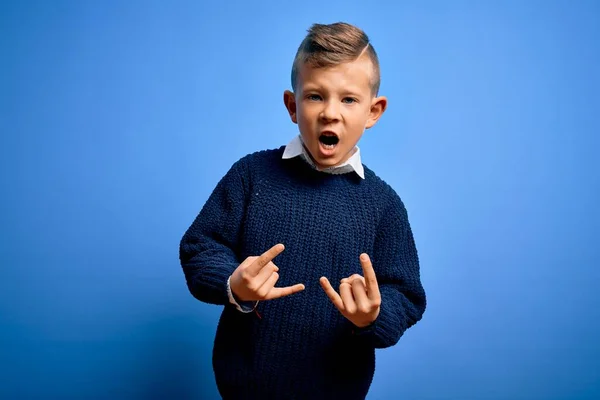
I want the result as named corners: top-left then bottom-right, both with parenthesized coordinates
top-left (283, 90), bottom-right (298, 124)
top-left (365, 95), bottom-right (387, 129)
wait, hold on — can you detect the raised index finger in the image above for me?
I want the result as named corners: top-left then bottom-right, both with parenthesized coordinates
top-left (248, 243), bottom-right (285, 276)
top-left (360, 253), bottom-right (380, 300)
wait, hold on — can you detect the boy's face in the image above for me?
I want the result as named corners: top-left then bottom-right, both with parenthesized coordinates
top-left (284, 54), bottom-right (387, 170)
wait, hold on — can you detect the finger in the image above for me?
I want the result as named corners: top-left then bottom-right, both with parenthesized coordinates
top-left (265, 283), bottom-right (306, 300)
top-left (239, 256), bottom-right (257, 269)
top-left (251, 261), bottom-right (279, 291)
top-left (341, 274), bottom-right (361, 285)
top-left (256, 271), bottom-right (280, 298)
top-left (340, 282), bottom-right (356, 314)
top-left (351, 279), bottom-right (370, 314)
top-left (319, 277), bottom-right (344, 311)
top-left (248, 244), bottom-right (285, 276)
top-left (360, 253), bottom-right (380, 300)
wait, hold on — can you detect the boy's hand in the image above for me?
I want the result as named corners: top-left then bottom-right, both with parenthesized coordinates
top-left (319, 253), bottom-right (381, 328)
top-left (230, 243), bottom-right (305, 302)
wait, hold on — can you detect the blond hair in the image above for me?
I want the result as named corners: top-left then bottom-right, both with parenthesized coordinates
top-left (291, 22), bottom-right (381, 95)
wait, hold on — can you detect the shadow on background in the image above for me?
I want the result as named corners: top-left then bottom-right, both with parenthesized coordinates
top-left (1, 299), bottom-right (221, 399)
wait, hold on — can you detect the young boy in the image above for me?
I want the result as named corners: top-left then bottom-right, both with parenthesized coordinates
top-left (179, 22), bottom-right (426, 399)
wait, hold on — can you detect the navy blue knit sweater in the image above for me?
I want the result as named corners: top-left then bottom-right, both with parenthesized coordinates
top-left (179, 147), bottom-right (426, 399)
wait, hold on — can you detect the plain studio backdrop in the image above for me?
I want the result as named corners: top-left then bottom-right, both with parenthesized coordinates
top-left (1, 1), bottom-right (598, 399)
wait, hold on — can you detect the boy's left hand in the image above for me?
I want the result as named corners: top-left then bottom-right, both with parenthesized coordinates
top-left (320, 253), bottom-right (381, 328)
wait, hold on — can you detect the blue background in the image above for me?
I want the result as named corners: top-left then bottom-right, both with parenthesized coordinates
top-left (1, 1), bottom-right (599, 399)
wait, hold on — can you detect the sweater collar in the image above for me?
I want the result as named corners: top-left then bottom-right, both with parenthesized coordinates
top-left (281, 135), bottom-right (365, 179)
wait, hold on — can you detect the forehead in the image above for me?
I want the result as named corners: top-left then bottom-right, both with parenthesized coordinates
top-left (297, 55), bottom-right (374, 93)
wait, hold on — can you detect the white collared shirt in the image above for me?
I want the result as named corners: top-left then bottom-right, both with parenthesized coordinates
top-left (281, 135), bottom-right (365, 179)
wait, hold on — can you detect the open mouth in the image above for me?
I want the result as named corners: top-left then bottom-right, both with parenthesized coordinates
top-left (319, 132), bottom-right (339, 149)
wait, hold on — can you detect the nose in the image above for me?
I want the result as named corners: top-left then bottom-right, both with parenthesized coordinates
top-left (319, 100), bottom-right (340, 122)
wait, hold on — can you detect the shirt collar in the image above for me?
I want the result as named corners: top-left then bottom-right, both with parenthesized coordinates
top-left (281, 135), bottom-right (365, 179)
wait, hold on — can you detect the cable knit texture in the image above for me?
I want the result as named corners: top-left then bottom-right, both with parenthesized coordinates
top-left (179, 146), bottom-right (426, 399)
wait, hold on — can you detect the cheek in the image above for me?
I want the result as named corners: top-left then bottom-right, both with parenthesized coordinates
top-left (295, 111), bottom-right (315, 136)
top-left (355, 107), bottom-right (373, 125)
top-left (345, 111), bottom-right (368, 128)
top-left (343, 105), bottom-right (368, 121)
top-left (297, 108), bottom-right (316, 126)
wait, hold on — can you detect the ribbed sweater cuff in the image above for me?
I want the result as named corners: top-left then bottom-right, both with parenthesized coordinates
top-left (197, 263), bottom-right (238, 305)
top-left (351, 305), bottom-right (400, 348)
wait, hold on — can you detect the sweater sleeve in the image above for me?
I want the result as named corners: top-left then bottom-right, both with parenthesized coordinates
top-left (353, 192), bottom-right (427, 348)
top-left (179, 159), bottom-right (249, 306)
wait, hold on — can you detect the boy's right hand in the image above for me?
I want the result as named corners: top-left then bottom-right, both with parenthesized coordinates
top-left (230, 243), bottom-right (305, 302)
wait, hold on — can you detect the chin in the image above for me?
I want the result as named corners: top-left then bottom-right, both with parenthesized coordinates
top-left (315, 158), bottom-right (342, 169)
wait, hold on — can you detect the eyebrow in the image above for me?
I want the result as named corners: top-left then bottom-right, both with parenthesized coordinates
top-left (301, 85), bottom-right (364, 97)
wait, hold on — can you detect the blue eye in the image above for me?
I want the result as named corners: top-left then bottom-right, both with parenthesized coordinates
top-left (342, 97), bottom-right (357, 104)
top-left (307, 94), bottom-right (322, 101)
